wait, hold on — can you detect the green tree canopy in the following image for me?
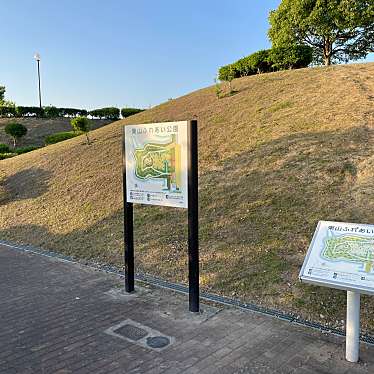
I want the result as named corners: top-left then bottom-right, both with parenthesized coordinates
top-left (71, 116), bottom-right (91, 144)
top-left (0, 86), bottom-right (5, 102)
top-left (4, 122), bottom-right (27, 148)
top-left (268, 0), bottom-right (374, 66)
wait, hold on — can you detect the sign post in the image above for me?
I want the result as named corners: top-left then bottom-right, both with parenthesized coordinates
top-left (122, 138), bottom-right (134, 293)
top-left (300, 220), bottom-right (374, 363)
top-left (187, 120), bottom-right (199, 312)
top-left (346, 290), bottom-right (360, 362)
top-left (122, 120), bottom-right (199, 312)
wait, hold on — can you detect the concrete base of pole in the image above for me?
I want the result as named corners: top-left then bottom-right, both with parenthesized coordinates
top-left (346, 290), bottom-right (360, 363)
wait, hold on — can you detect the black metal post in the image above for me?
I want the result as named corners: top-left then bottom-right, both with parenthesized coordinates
top-left (36, 60), bottom-right (42, 110)
top-left (122, 127), bottom-right (135, 292)
top-left (188, 120), bottom-right (199, 312)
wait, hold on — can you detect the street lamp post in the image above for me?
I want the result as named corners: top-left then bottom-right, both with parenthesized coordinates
top-left (34, 53), bottom-right (42, 110)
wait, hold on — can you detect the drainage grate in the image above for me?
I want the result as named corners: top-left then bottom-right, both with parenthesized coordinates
top-left (146, 336), bottom-right (170, 349)
top-left (114, 324), bottom-right (148, 341)
top-left (105, 319), bottom-right (174, 351)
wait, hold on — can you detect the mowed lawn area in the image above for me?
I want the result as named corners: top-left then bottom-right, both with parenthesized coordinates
top-left (1, 63), bottom-right (374, 332)
top-left (0, 117), bottom-right (111, 148)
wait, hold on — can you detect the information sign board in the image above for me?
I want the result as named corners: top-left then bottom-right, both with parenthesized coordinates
top-left (124, 121), bottom-right (188, 208)
top-left (300, 220), bottom-right (374, 295)
top-left (122, 120), bottom-right (200, 312)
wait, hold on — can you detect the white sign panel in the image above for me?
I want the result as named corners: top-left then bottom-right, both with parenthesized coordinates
top-left (300, 221), bottom-right (374, 295)
top-left (124, 121), bottom-right (188, 208)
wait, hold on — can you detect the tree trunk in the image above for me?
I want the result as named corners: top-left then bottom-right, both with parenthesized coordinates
top-left (323, 54), bottom-right (332, 66)
top-left (13, 137), bottom-right (16, 148)
top-left (323, 38), bottom-right (333, 66)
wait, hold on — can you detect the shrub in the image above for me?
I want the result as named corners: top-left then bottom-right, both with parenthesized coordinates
top-left (16, 106), bottom-right (44, 117)
top-left (4, 122), bottom-right (27, 148)
top-left (15, 145), bottom-right (40, 155)
top-left (59, 108), bottom-right (88, 117)
top-left (214, 78), bottom-right (222, 99)
top-left (248, 49), bottom-right (272, 73)
top-left (121, 108), bottom-right (145, 118)
top-left (269, 45), bottom-right (313, 70)
top-left (0, 106), bottom-right (17, 117)
top-left (71, 116), bottom-right (91, 144)
top-left (90, 107), bottom-right (120, 120)
top-left (0, 143), bottom-right (10, 153)
top-left (44, 106), bottom-right (60, 118)
top-left (45, 131), bottom-right (79, 145)
top-left (235, 56), bottom-right (256, 76)
top-left (218, 45), bottom-right (313, 82)
top-left (218, 64), bottom-right (237, 81)
top-left (0, 152), bottom-right (16, 160)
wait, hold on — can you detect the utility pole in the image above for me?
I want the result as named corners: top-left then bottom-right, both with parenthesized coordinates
top-left (34, 53), bottom-right (42, 110)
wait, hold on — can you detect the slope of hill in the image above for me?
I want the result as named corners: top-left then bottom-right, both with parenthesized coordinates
top-left (1, 63), bottom-right (374, 331)
top-left (0, 117), bottom-right (111, 147)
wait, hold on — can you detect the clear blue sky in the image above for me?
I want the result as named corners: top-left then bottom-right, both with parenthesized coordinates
top-left (1, 0), bottom-right (373, 110)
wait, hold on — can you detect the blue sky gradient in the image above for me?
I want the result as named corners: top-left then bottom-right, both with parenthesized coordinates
top-left (1, 0), bottom-right (373, 109)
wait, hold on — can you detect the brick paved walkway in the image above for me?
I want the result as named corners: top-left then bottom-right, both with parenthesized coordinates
top-left (1, 243), bottom-right (373, 374)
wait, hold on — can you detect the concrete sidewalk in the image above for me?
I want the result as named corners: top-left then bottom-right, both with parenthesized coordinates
top-left (0, 244), bottom-right (373, 374)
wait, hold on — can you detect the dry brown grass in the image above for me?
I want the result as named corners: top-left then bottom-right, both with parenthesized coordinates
top-left (0, 117), bottom-right (111, 148)
top-left (1, 63), bottom-right (374, 331)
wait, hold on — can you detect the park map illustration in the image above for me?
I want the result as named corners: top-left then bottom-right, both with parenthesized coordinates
top-left (322, 234), bottom-right (374, 274)
top-left (133, 134), bottom-right (182, 192)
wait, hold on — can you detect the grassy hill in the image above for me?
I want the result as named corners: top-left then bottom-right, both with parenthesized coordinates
top-left (1, 63), bottom-right (374, 332)
top-left (0, 117), bottom-right (111, 148)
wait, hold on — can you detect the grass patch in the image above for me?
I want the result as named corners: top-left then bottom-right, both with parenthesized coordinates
top-left (269, 100), bottom-right (293, 112)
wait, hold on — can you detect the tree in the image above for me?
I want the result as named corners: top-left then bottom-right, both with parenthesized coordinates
top-left (4, 122), bottom-right (27, 148)
top-left (71, 116), bottom-right (91, 144)
top-left (268, 0), bottom-right (374, 66)
top-left (217, 64), bottom-right (236, 93)
top-left (0, 86), bottom-right (5, 102)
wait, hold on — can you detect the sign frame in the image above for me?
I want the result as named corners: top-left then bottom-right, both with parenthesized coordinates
top-left (299, 220), bottom-right (374, 296)
top-left (122, 120), bottom-right (199, 312)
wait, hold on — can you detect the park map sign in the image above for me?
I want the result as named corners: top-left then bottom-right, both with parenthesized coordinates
top-left (124, 121), bottom-right (188, 208)
top-left (300, 221), bottom-right (374, 295)
top-left (122, 120), bottom-right (199, 312)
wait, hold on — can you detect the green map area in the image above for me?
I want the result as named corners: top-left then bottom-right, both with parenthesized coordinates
top-left (133, 134), bottom-right (181, 191)
top-left (322, 235), bottom-right (374, 273)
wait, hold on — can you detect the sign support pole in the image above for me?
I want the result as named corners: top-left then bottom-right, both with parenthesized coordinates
top-left (346, 290), bottom-right (360, 362)
top-left (122, 129), bottom-right (135, 293)
top-left (187, 120), bottom-right (199, 313)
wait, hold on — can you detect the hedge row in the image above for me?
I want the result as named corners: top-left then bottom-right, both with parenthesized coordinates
top-left (44, 131), bottom-right (81, 145)
top-left (218, 45), bottom-right (313, 81)
top-left (0, 152), bottom-right (15, 160)
top-left (0, 106), bottom-right (87, 118)
top-left (0, 144), bottom-right (39, 160)
top-left (90, 107), bottom-right (120, 120)
top-left (0, 105), bottom-right (145, 119)
top-left (121, 108), bottom-right (145, 118)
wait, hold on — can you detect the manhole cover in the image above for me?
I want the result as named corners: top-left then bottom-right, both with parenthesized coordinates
top-left (114, 324), bottom-right (148, 341)
top-left (105, 319), bottom-right (174, 351)
top-left (146, 336), bottom-right (170, 348)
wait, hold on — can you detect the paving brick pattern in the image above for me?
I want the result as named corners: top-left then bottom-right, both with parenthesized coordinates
top-left (1, 244), bottom-right (373, 373)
